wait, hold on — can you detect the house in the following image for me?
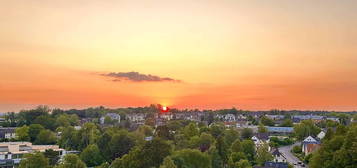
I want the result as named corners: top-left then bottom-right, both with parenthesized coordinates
top-left (0, 142), bottom-right (65, 167)
top-left (252, 133), bottom-right (270, 150)
top-left (126, 113), bottom-right (145, 123)
top-left (0, 128), bottom-right (16, 139)
top-left (317, 130), bottom-right (326, 140)
top-left (265, 115), bottom-right (285, 120)
top-left (100, 113), bottom-right (121, 124)
top-left (158, 112), bottom-right (174, 121)
top-left (224, 114), bottom-right (236, 122)
top-left (271, 148), bottom-right (286, 163)
top-left (267, 127), bottom-right (293, 135)
top-left (302, 136), bottom-right (321, 155)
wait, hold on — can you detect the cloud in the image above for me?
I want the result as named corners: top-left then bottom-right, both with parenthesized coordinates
top-left (102, 71), bottom-right (181, 82)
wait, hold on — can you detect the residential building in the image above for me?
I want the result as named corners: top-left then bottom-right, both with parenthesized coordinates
top-left (0, 128), bottom-right (16, 140)
top-left (265, 115), bottom-right (285, 120)
top-left (224, 114), bottom-right (236, 122)
top-left (302, 136), bottom-right (321, 155)
top-left (126, 113), bottom-right (146, 123)
top-left (0, 142), bottom-right (65, 167)
top-left (317, 130), bottom-right (326, 140)
top-left (252, 133), bottom-right (270, 150)
top-left (292, 115), bottom-right (324, 123)
top-left (271, 148), bottom-right (286, 163)
top-left (100, 113), bottom-right (121, 124)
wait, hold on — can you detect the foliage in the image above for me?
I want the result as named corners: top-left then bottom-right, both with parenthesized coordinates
top-left (241, 140), bottom-right (255, 162)
top-left (255, 144), bottom-right (273, 165)
top-left (292, 145), bottom-right (302, 154)
top-left (29, 124), bottom-right (45, 142)
top-left (260, 116), bottom-right (275, 126)
top-left (294, 120), bottom-right (321, 140)
top-left (279, 119), bottom-right (293, 127)
top-left (35, 129), bottom-right (57, 145)
top-left (80, 144), bottom-right (105, 167)
top-left (309, 124), bottom-right (357, 168)
top-left (269, 137), bottom-right (294, 147)
top-left (258, 124), bottom-right (268, 133)
top-left (55, 154), bottom-right (86, 168)
top-left (241, 128), bottom-right (253, 139)
top-left (160, 157), bottom-right (177, 168)
top-left (171, 149), bottom-right (211, 168)
top-left (16, 125), bottom-right (30, 141)
top-left (19, 152), bottom-right (49, 168)
top-left (233, 159), bottom-right (252, 168)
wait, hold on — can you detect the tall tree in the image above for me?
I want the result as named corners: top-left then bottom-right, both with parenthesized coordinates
top-left (160, 157), bottom-right (177, 168)
top-left (241, 140), bottom-right (255, 162)
top-left (80, 144), bottom-right (105, 167)
top-left (171, 149), bottom-right (212, 168)
top-left (34, 129), bottom-right (57, 145)
top-left (28, 124), bottom-right (45, 142)
top-left (19, 152), bottom-right (49, 168)
top-left (16, 125), bottom-right (30, 141)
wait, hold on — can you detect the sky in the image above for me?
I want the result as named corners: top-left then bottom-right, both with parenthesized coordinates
top-left (1, 0), bottom-right (357, 112)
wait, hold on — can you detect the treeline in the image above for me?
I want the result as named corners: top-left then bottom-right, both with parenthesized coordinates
top-left (308, 124), bottom-right (357, 168)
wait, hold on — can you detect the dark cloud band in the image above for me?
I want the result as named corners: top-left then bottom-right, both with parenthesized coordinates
top-left (102, 71), bottom-right (181, 82)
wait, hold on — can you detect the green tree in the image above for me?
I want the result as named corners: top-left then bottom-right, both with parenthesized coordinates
top-left (19, 152), bottom-right (49, 168)
top-left (210, 123), bottom-right (225, 138)
top-left (183, 123), bottom-right (199, 138)
top-left (231, 139), bottom-right (242, 153)
top-left (216, 136), bottom-right (229, 166)
top-left (58, 126), bottom-right (79, 150)
top-left (29, 124), bottom-right (45, 142)
top-left (55, 154), bottom-right (86, 168)
top-left (16, 125), bottom-right (30, 141)
top-left (260, 116), bottom-right (275, 126)
top-left (137, 138), bottom-right (172, 168)
top-left (241, 128), bottom-right (253, 139)
top-left (224, 129), bottom-right (240, 146)
top-left (56, 114), bottom-right (79, 127)
top-left (34, 115), bottom-right (57, 131)
top-left (233, 159), bottom-right (251, 168)
top-left (258, 124), bottom-right (268, 133)
top-left (78, 122), bottom-right (100, 150)
top-left (171, 149), bottom-right (211, 168)
top-left (109, 131), bottom-right (136, 160)
top-left (197, 133), bottom-right (214, 152)
top-left (35, 129), bottom-right (57, 145)
top-left (294, 120), bottom-right (321, 140)
top-left (241, 140), bottom-right (255, 162)
top-left (279, 119), bottom-right (293, 127)
top-left (255, 144), bottom-right (273, 165)
top-left (156, 125), bottom-right (173, 140)
top-left (160, 157), bottom-right (177, 168)
top-left (80, 144), bottom-right (105, 167)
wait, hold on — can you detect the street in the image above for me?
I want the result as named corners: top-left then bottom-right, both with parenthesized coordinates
top-left (279, 142), bottom-right (308, 168)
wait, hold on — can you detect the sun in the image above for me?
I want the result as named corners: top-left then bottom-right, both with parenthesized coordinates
top-left (162, 106), bottom-right (167, 111)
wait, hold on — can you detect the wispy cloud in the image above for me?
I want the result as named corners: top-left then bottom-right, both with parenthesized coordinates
top-left (102, 71), bottom-right (181, 82)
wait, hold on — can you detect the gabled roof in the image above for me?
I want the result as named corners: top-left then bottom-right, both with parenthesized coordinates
top-left (255, 133), bottom-right (269, 141)
top-left (303, 136), bottom-right (320, 144)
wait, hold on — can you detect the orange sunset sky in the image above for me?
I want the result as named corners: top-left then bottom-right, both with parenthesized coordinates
top-left (1, 0), bottom-right (357, 112)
